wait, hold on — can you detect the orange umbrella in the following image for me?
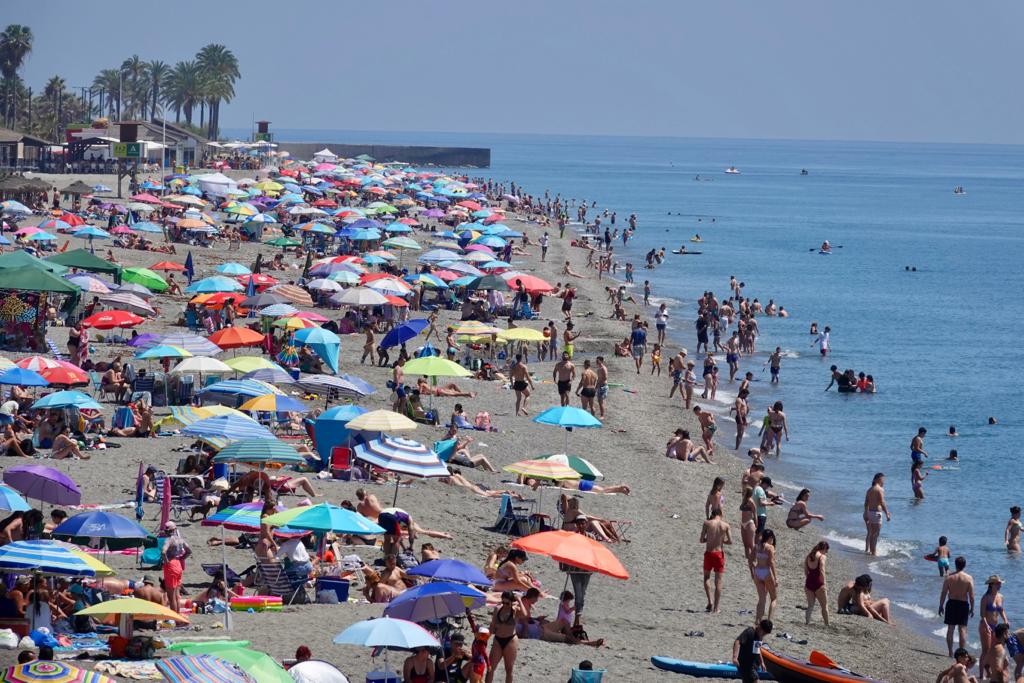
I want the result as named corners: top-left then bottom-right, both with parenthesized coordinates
top-left (511, 530), bottom-right (629, 579)
top-left (151, 261), bottom-right (186, 271)
top-left (209, 326), bottom-right (266, 350)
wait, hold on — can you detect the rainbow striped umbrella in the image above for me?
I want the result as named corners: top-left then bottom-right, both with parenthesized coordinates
top-left (156, 655), bottom-right (254, 683)
top-left (1, 660), bottom-right (117, 682)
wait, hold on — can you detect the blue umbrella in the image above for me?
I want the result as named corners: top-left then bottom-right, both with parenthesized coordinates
top-left (0, 484), bottom-right (30, 512)
top-left (333, 616), bottom-right (440, 650)
top-left (351, 228), bottom-right (382, 241)
top-left (533, 406), bottom-right (603, 429)
top-left (0, 539), bottom-right (103, 576)
top-left (72, 226), bottom-right (111, 239)
top-left (32, 390), bottom-right (101, 410)
top-left (93, 184), bottom-right (112, 192)
top-left (380, 319), bottom-right (429, 349)
top-left (293, 327), bottom-right (341, 374)
top-left (199, 379), bottom-right (284, 399)
top-left (132, 221), bottom-right (164, 233)
top-left (257, 303), bottom-right (298, 317)
top-left (263, 503), bottom-right (384, 535)
top-left (185, 276), bottom-right (244, 293)
top-left (0, 367), bottom-right (49, 387)
top-left (181, 414), bottom-right (275, 441)
top-left (51, 510), bottom-right (151, 547)
top-left (215, 262), bottom-right (252, 276)
top-left (407, 558), bottom-right (493, 587)
top-left (339, 373), bottom-right (375, 395)
top-left (384, 581), bottom-right (486, 621)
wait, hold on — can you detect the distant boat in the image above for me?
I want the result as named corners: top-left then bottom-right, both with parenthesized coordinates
top-left (725, 167), bottom-right (740, 175)
top-left (800, 169), bottom-right (809, 176)
top-left (953, 186), bottom-right (966, 195)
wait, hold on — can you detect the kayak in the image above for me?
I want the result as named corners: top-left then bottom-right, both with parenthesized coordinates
top-left (761, 647), bottom-right (883, 683)
top-left (671, 250), bottom-right (703, 255)
top-left (690, 238), bottom-right (703, 243)
top-left (818, 250), bottom-right (832, 255)
top-left (651, 656), bottom-right (774, 679)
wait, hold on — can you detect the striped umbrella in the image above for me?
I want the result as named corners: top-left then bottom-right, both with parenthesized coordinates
top-left (181, 414), bottom-right (275, 442)
top-left (1, 660), bottom-right (117, 682)
top-left (211, 439), bottom-right (304, 465)
top-left (262, 503), bottom-right (384, 535)
top-left (99, 292), bottom-right (156, 315)
top-left (503, 459), bottom-right (581, 481)
top-left (0, 539), bottom-right (113, 576)
top-left (156, 405), bottom-right (249, 432)
top-left (202, 502), bottom-right (301, 534)
top-left (353, 436), bottom-right (448, 478)
top-left (238, 393), bottom-right (307, 413)
top-left (156, 655), bottom-right (254, 683)
top-left (199, 378), bottom-right (284, 398)
top-left (241, 367), bottom-right (296, 384)
top-left (296, 374), bottom-right (368, 403)
top-left (146, 333), bottom-right (222, 356)
top-left (268, 284), bottom-right (314, 306)
top-left (345, 410), bottom-right (416, 433)
top-left (66, 274), bottom-right (112, 294)
top-left (135, 344), bottom-right (192, 360)
top-left (534, 454), bottom-right (604, 481)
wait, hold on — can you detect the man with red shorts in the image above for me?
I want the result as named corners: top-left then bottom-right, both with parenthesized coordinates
top-left (700, 507), bottom-right (732, 613)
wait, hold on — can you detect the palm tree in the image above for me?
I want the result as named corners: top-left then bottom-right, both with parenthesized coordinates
top-left (147, 60), bottom-right (169, 121)
top-left (164, 60), bottom-right (201, 126)
top-left (93, 69), bottom-right (121, 118)
top-left (0, 24), bottom-right (33, 127)
top-left (196, 43), bottom-right (239, 139)
top-left (120, 54), bottom-right (146, 119)
top-left (43, 75), bottom-right (66, 140)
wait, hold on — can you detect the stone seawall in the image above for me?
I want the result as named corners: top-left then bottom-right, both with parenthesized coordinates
top-left (274, 143), bottom-right (490, 167)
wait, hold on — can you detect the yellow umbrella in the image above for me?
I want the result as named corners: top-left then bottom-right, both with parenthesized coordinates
top-left (503, 459), bottom-right (581, 481)
top-left (255, 180), bottom-right (284, 192)
top-left (52, 543), bottom-right (117, 576)
top-left (223, 356), bottom-right (281, 373)
top-left (272, 316), bottom-right (317, 330)
top-left (453, 320), bottom-right (500, 336)
top-left (497, 328), bottom-right (547, 342)
top-left (0, 357), bottom-right (15, 370)
top-left (76, 597), bottom-right (189, 623)
top-left (345, 409), bottom-right (417, 433)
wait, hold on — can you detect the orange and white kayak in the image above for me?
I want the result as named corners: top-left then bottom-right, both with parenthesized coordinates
top-left (761, 648), bottom-right (885, 683)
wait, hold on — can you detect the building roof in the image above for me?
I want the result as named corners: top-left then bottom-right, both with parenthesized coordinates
top-left (0, 128), bottom-right (53, 146)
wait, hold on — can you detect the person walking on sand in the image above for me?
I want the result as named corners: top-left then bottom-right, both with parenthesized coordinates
top-left (700, 507), bottom-right (732, 613)
top-left (752, 529), bottom-right (778, 623)
top-left (733, 388), bottom-right (750, 450)
top-left (594, 356), bottom-right (609, 419)
top-left (630, 321), bottom-right (648, 374)
top-left (539, 232), bottom-right (549, 262)
top-left (553, 352), bottom-right (575, 407)
top-left (863, 473), bottom-right (890, 556)
top-left (693, 406), bottom-right (717, 457)
top-left (804, 541), bottom-right (830, 626)
top-left (655, 303), bottom-right (669, 346)
top-left (575, 359), bottom-right (598, 415)
top-left (563, 322), bottom-right (581, 360)
top-left (732, 620), bottom-right (773, 683)
top-left (1005, 506), bottom-right (1022, 552)
top-left (939, 556), bottom-right (975, 658)
top-left (510, 355), bottom-right (534, 416)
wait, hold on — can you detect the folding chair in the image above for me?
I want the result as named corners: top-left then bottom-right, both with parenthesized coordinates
top-left (256, 559), bottom-right (310, 605)
top-left (330, 446), bottom-right (353, 480)
top-left (569, 668), bottom-right (606, 683)
top-left (493, 493), bottom-right (532, 536)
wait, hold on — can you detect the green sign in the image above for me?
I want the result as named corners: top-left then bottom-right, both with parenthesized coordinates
top-left (254, 132), bottom-right (271, 142)
top-left (112, 142), bottom-right (142, 158)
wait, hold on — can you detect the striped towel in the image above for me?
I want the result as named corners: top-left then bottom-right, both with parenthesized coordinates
top-left (45, 337), bottom-right (67, 361)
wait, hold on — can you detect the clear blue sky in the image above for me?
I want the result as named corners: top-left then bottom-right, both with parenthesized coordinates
top-left (7, 1), bottom-right (1024, 143)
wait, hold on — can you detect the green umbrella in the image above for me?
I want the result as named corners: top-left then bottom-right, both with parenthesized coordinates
top-left (535, 453), bottom-right (604, 481)
top-left (122, 267), bottom-right (168, 292)
top-left (264, 237), bottom-right (301, 248)
top-left (402, 356), bottom-right (472, 378)
top-left (210, 438), bottom-right (304, 465)
top-left (171, 643), bottom-right (291, 683)
top-left (466, 274), bottom-right (509, 291)
top-left (382, 236), bottom-right (421, 251)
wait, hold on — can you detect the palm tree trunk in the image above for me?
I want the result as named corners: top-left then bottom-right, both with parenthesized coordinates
top-left (199, 101), bottom-right (205, 128)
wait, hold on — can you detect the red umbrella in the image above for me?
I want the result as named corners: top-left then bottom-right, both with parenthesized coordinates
top-left (360, 273), bottom-right (401, 284)
top-left (209, 326), bottom-right (266, 350)
top-left (237, 274), bottom-right (278, 287)
top-left (58, 212), bottom-right (86, 227)
top-left (456, 200), bottom-right (482, 211)
top-left (151, 261), bottom-right (186, 272)
top-left (501, 273), bottom-right (554, 293)
top-left (39, 366), bottom-right (89, 386)
top-left (512, 530), bottom-right (629, 579)
top-left (82, 310), bottom-right (145, 330)
top-left (130, 192), bottom-right (162, 204)
top-left (159, 477), bottom-right (171, 531)
top-left (385, 295), bottom-right (409, 307)
top-left (291, 311), bottom-right (329, 322)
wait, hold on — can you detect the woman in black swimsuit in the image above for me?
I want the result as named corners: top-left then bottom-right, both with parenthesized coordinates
top-left (488, 590), bottom-right (522, 683)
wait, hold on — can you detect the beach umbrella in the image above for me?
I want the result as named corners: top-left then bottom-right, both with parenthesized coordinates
top-left (346, 410), bottom-right (416, 433)
top-left (0, 539), bottom-right (110, 576)
top-left (353, 437), bottom-right (448, 504)
top-left (135, 344), bottom-right (192, 360)
top-left (51, 511), bottom-right (151, 548)
top-left (200, 379), bottom-right (284, 399)
top-left (0, 484), bottom-right (30, 512)
top-left (31, 390), bottom-right (100, 411)
top-left (4, 465), bottom-right (81, 506)
top-left (170, 644), bottom-right (292, 683)
top-left (211, 439), bottom-right (305, 466)
top-left (242, 292), bottom-right (288, 309)
top-left (402, 356), bottom-right (472, 378)
top-left (202, 502), bottom-right (296, 533)
top-left (384, 581), bottom-right (486, 621)
top-left (132, 221), bottom-right (164, 233)
top-left (331, 287), bottom-right (388, 307)
top-left (406, 558), bottom-right (492, 586)
top-left (209, 326), bottom-right (266, 350)
top-left (1, 200), bottom-right (32, 215)
top-left (272, 316), bottom-right (317, 331)
top-left (333, 617), bottom-right (439, 673)
top-left (215, 262), bottom-right (252, 276)
top-left (1, 661), bottom-right (117, 682)
top-left (0, 367), bottom-right (48, 387)
top-left (265, 237), bottom-right (302, 248)
top-left (82, 309), bottom-right (144, 330)
top-left (535, 453), bottom-right (604, 481)
top-left (307, 278), bottom-right (342, 292)
top-left (365, 278), bottom-right (412, 297)
top-left (26, 231), bottom-right (58, 242)
top-left (72, 226), bottom-right (110, 240)
top-left (66, 274), bottom-right (112, 294)
top-left (151, 333), bottom-right (222, 356)
top-left (262, 503), bottom-right (384, 535)
top-left (269, 284), bottom-right (313, 306)
top-left (497, 327), bottom-right (547, 342)
top-left (293, 327), bottom-right (341, 374)
top-left (241, 367), bottom-right (295, 384)
top-left (170, 356), bottom-right (233, 375)
top-left (99, 292), bottom-right (157, 316)
top-left (512, 530), bottom-right (629, 579)
top-left (181, 414), bottom-right (275, 442)
top-left (16, 356), bottom-right (62, 371)
top-left (533, 405), bottom-right (602, 452)
top-left (288, 660), bottom-right (349, 683)
top-left (419, 249), bottom-right (463, 263)
top-left (500, 272), bottom-right (553, 292)
top-left (379, 319), bottom-right (429, 349)
top-left (127, 332), bottom-right (161, 348)
top-left (257, 303), bottom-right (297, 317)
top-left (296, 375), bottom-right (368, 403)
top-left (122, 266), bottom-right (168, 292)
top-left (186, 276), bottom-right (244, 293)
top-left (504, 459), bottom-right (581, 481)
top-left (238, 393), bottom-right (307, 413)
top-left (452, 320), bottom-right (500, 337)
top-left (156, 655), bottom-right (255, 683)
top-left (150, 260), bottom-right (186, 272)
top-left (38, 365), bottom-right (89, 387)
top-left (327, 271), bottom-right (361, 285)
top-left (224, 356), bottom-right (282, 374)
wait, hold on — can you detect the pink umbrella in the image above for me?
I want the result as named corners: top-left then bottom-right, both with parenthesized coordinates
top-left (292, 311), bottom-right (329, 322)
top-left (159, 477), bottom-right (171, 530)
top-left (13, 226), bottom-right (42, 236)
top-left (110, 226), bottom-right (135, 234)
top-left (464, 244), bottom-right (495, 254)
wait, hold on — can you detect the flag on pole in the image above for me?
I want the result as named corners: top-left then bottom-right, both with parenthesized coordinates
top-left (184, 252), bottom-right (194, 284)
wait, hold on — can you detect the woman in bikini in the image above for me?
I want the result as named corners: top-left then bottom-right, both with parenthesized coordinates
top-left (705, 477), bottom-right (726, 520)
top-left (739, 488), bottom-right (757, 568)
top-left (804, 541), bottom-right (830, 626)
top-left (491, 550), bottom-right (536, 592)
top-left (979, 575), bottom-right (1009, 679)
top-left (1004, 506), bottom-right (1022, 552)
top-left (360, 568), bottom-right (403, 603)
top-left (752, 529), bottom-right (777, 623)
top-left (488, 591), bottom-right (522, 683)
top-left (786, 489), bottom-right (825, 530)
top-left (767, 401), bottom-right (789, 456)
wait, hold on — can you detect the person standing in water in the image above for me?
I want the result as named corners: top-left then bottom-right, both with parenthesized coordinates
top-left (1005, 506), bottom-right (1022, 553)
top-left (863, 473), bottom-right (891, 556)
top-left (813, 326), bottom-right (831, 357)
top-left (911, 461), bottom-right (927, 499)
top-left (767, 347), bottom-right (782, 384)
top-left (938, 556), bottom-right (975, 658)
top-left (911, 427), bottom-right (929, 464)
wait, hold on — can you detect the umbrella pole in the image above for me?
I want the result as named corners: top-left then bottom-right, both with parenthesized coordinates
top-left (221, 525), bottom-right (230, 630)
top-left (392, 476), bottom-right (399, 507)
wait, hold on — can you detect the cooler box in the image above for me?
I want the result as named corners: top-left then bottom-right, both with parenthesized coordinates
top-left (288, 368), bottom-right (301, 381)
top-left (315, 577), bottom-right (350, 602)
top-left (366, 672), bottom-right (399, 683)
top-left (212, 463), bottom-right (229, 480)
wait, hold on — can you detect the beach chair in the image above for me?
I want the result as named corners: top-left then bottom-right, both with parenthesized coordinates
top-left (139, 536), bottom-right (165, 570)
top-left (255, 559), bottom-right (310, 605)
top-left (129, 375), bottom-right (155, 406)
top-left (569, 668), bottom-right (606, 683)
top-left (330, 446), bottom-right (353, 480)
top-left (175, 375), bottom-right (195, 405)
top-left (45, 337), bottom-right (67, 361)
top-left (89, 371), bottom-right (104, 396)
top-left (494, 493), bottom-right (532, 536)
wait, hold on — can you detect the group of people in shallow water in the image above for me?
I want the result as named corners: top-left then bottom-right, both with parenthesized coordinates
top-left (825, 365), bottom-right (876, 393)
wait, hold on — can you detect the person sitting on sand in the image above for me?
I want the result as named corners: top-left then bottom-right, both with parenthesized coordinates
top-left (417, 376), bottom-right (475, 398)
top-left (786, 489), bottom-right (825, 530)
top-left (562, 261), bottom-right (584, 278)
top-left (50, 427), bottom-right (87, 460)
top-left (560, 495), bottom-right (620, 543)
top-left (361, 567), bottom-right (403, 603)
top-left (666, 428), bottom-right (712, 463)
top-left (516, 587), bottom-right (604, 647)
top-left (492, 549), bottom-right (538, 592)
top-left (107, 403), bottom-right (154, 438)
top-left (379, 554), bottom-right (411, 592)
top-left (837, 574), bottom-right (892, 624)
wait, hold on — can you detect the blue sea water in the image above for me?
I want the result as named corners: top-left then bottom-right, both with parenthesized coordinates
top-left (232, 128), bottom-right (1024, 640)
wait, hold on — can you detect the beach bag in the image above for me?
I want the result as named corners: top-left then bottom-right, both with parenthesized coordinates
top-left (0, 629), bottom-right (17, 649)
top-left (125, 635), bottom-right (155, 660)
top-left (474, 412), bottom-right (491, 431)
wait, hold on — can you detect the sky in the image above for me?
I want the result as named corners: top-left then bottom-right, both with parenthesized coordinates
top-left (5, 1), bottom-right (1024, 144)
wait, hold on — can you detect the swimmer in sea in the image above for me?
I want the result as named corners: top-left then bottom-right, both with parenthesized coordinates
top-left (948, 449), bottom-right (959, 462)
top-left (911, 427), bottom-right (929, 464)
top-left (1005, 506), bottom-right (1022, 553)
top-left (949, 425), bottom-right (959, 437)
top-left (863, 473), bottom-right (891, 556)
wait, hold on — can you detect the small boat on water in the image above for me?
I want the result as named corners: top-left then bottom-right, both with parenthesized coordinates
top-left (725, 167), bottom-right (741, 175)
top-left (953, 185), bottom-right (966, 195)
top-left (761, 647), bottom-right (884, 683)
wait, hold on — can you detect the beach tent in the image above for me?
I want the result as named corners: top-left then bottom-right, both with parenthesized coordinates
top-left (196, 172), bottom-right (239, 197)
top-left (46, 248), bottom-right (123, 282)
top-left (313, 148), bottom-right (338, 163)
top-left (0, 265), bottom-right (79, 294)
top-left (293, 327), bottom-right (341, 374)
top-left (0, 249), bottom-right (68, 274)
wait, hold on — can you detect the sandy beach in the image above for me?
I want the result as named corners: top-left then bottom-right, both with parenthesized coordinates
top-left (0, 169), bottom-right (951, 682)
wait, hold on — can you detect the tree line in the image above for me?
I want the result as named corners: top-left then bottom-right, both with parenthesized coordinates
top-left (0, 24), bottom-right (240, 142)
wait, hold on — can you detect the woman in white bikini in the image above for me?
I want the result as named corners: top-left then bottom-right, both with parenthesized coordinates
top-left (752, 529), bottom-right (777, 623)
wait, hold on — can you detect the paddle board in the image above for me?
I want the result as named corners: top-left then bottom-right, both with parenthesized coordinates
top-left (671, 250), bottom-right (703, 255)
top-left (651, 656), bottom-right (774, 679)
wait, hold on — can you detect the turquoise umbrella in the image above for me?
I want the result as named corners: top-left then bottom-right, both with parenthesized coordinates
top-left (293, 327), bottom-right (341, 374)
top-left (211, 439), bottom-right (304, 465)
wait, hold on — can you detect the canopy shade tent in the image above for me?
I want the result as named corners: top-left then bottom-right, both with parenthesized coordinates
top-left (0, 249), bottom-right (68, 274)
top-left (46, 249), bottom-right (123, 280)
top-left (0, 265), bottom-right (80, 293)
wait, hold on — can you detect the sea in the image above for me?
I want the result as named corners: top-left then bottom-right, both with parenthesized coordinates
top-left (228, 128), bottom-right (1024, 643)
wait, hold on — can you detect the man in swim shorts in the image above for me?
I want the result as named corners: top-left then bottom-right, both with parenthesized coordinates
top-left (552, 352), bottom-right (575, 407)
top-left (575, 359), bottom-right (598, 415)
top-left (510, 354), bottom-right (535, 417)
top-left (668, 349), bottom-right (687, 399)
top-left (629, 321), bottom-right (648, 374)
top-left (863, 473), bottom-right (891, 556)
top-left (594, 356), bottom-right (609, 418)
top-left (939, 556), bottom-right (975, 657)
top-left (700, 508), bottom-right (732, 613)
top-left (911, 427), bottom-right (929, 463)
top-left (724, 331), bottom-right (741, 381)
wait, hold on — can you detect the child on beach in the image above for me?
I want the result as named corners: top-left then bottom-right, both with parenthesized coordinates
top-left (929, 536), bottom-right (951, 576)
top-left (650, 343), bottom-right (662, 376)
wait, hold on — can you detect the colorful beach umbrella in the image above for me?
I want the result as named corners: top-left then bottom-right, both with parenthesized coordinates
top-left (211, 438), bottom-right (304, 465)
top-left (134, 344), bottom-right (192, 360)
top-left (31, 390), bottom-right (100, 411)
top-left (512, 530), bottom-right (629, 579)
top-left (0, 539), bottom-right (110, 576)
top-left (156, 655), bottom-right (254, 683)
top-left (210, 326), bottom-right (266, 349)
top-left (261, 503), bottom-right (384, 535)
top-left (503, 459), bottom-right (581, 481)
top-left (535, 453), bottom-right (604, 481)
top-left (384, 581), bottom-right (486, 621)
top-left (181, 414), bottom-right (275, 441)
top-left (1, 661), bottom-right (117, 683)
top-left (293, 327), bottom-right (341, 374)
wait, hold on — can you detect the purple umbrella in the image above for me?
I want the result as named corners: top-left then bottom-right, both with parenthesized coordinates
top-left (127, 333), bottom-right (161, 348)
top-left (422, 209), bottom-right (445, 218)
top-left (3, 465), bottom-right (81, 506)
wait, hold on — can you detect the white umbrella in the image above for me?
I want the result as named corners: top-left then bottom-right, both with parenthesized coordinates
top-left (99, 293), bottom-right (157, 316)
top-left (170, 357), bottom-right (232, 375)
top-left (330, 287), bottom-right (389, 307)
top-left (307, 278), bottom-right (342, 292)
top-left (365, 279), bottom-right (412, 296)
